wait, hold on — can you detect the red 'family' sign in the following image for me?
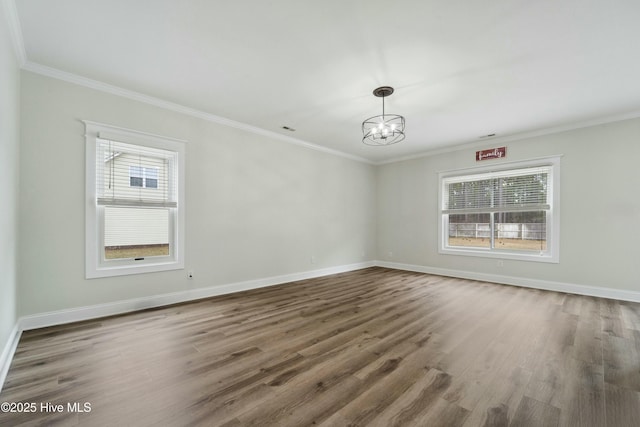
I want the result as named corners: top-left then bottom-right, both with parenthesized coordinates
top-left (476, 146), bottom-right (506, 161)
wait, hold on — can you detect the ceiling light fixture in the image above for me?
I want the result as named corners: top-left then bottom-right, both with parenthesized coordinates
top-left (362, 86), bottom-right (405, 146)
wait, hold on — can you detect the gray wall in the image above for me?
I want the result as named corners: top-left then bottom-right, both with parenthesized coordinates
top-left (18, 72), bottom-right (377, 316)
top-left (10, 58), bottom-right (640, 323)
top-left (0, 4), bottom-right (20, 358)
top-left (377, 119), bottom-right (640, 292)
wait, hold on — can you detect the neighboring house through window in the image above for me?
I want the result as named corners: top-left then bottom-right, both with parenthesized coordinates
top-left (85, 121), bottom-right (185, 278)
top-left (438, 156), bottom-right (560, 263)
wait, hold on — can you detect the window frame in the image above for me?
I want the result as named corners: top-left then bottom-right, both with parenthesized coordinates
top-left (85, 121), bottom-right (185, 278)
top-left (438, 156), bottom-right (560, 263)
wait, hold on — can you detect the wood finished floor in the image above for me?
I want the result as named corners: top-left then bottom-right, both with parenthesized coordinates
top-left (2, 267), bottom-right (640, 426)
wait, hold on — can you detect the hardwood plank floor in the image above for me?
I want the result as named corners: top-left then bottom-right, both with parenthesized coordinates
top-left (1, 267), bottom-right (640, 426)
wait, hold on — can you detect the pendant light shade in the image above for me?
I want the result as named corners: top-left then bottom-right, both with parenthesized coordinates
top-left (362, 86), bottom-right (405, 146)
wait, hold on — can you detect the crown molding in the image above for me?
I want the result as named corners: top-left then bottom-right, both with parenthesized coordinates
top-left (13, 24), bottom-right (640, 168)
top-left (374, 109), bottom-right (640, 165)
top-left (1, 0), bottom-right (26, 66)
top-left (19, 60), bottom-right (640, 168)
top-left (21, 61), bottom-right (374, 165)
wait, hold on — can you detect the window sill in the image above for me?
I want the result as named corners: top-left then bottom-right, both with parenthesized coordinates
top-left (439, 246), bottom-right (559, 263)
top-left (86, 259), bottom-right (184, 279)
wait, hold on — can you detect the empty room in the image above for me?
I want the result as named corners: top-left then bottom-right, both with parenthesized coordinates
top-left (1, 1), bottom-right (640, 426)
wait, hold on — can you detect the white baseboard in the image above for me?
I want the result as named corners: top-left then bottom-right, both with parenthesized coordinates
top-left (376, 261), bottom-right (640, 303)
top-left (0, 323), bottom-right (21, 393)
top-left (15, 260), bottom-right (639, 332)
top-left (18, 261), bottom-right (376, 331)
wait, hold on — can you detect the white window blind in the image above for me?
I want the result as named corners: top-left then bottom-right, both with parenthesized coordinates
top-left (442, 166), bottom-right (551, 214)
top-left (96, 137), bottom-right (178, 208)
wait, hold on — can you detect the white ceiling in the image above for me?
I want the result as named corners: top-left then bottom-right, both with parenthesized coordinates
top-left (12, 0), bottom-right (640, 163)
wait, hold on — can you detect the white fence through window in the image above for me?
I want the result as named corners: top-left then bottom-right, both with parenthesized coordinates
top-left (448, 223), bottom-right (546, 240)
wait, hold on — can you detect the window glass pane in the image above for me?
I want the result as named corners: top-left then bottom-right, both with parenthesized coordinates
top-left (130, 165), bottom-right (143, 177)
top-left (129, 165), bottom-right (143, 187)
top-left (100, 140), bottom-right (174, 203)
top-left (144, 167), bottom-right (158, 179)
top-left (144, 167), bottom-right (158, 189)
top-left (446, 179), bottom-right (493, 210)
top-left (443, 167), bottom-right (550, 212)
top-left (104, 206), bottom-right (170, 259)
top-left (496, 173), bottom-right (548, 208)
top-left (494, 211), bottom-right (546, 251)
top-left (447, 213), bottom-right (491, 248)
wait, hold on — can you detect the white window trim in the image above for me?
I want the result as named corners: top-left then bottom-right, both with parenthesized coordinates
top-left (438, 156), bottom-right (561, 263)
top-left (85, 120), bottom-right (186, 278)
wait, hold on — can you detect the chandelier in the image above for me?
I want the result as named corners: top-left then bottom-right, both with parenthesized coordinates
top-left (362, 86), bottom-right (405, 146)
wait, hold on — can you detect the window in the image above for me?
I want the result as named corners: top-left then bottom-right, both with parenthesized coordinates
top-left (129, 165), bottom-right (159, 188)
top-left (85, 121), bottom-right (185, 278)
top-left (438, 157), bottom-right (560, 263)
top-left (129, 165), bottom-right (144, 187)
